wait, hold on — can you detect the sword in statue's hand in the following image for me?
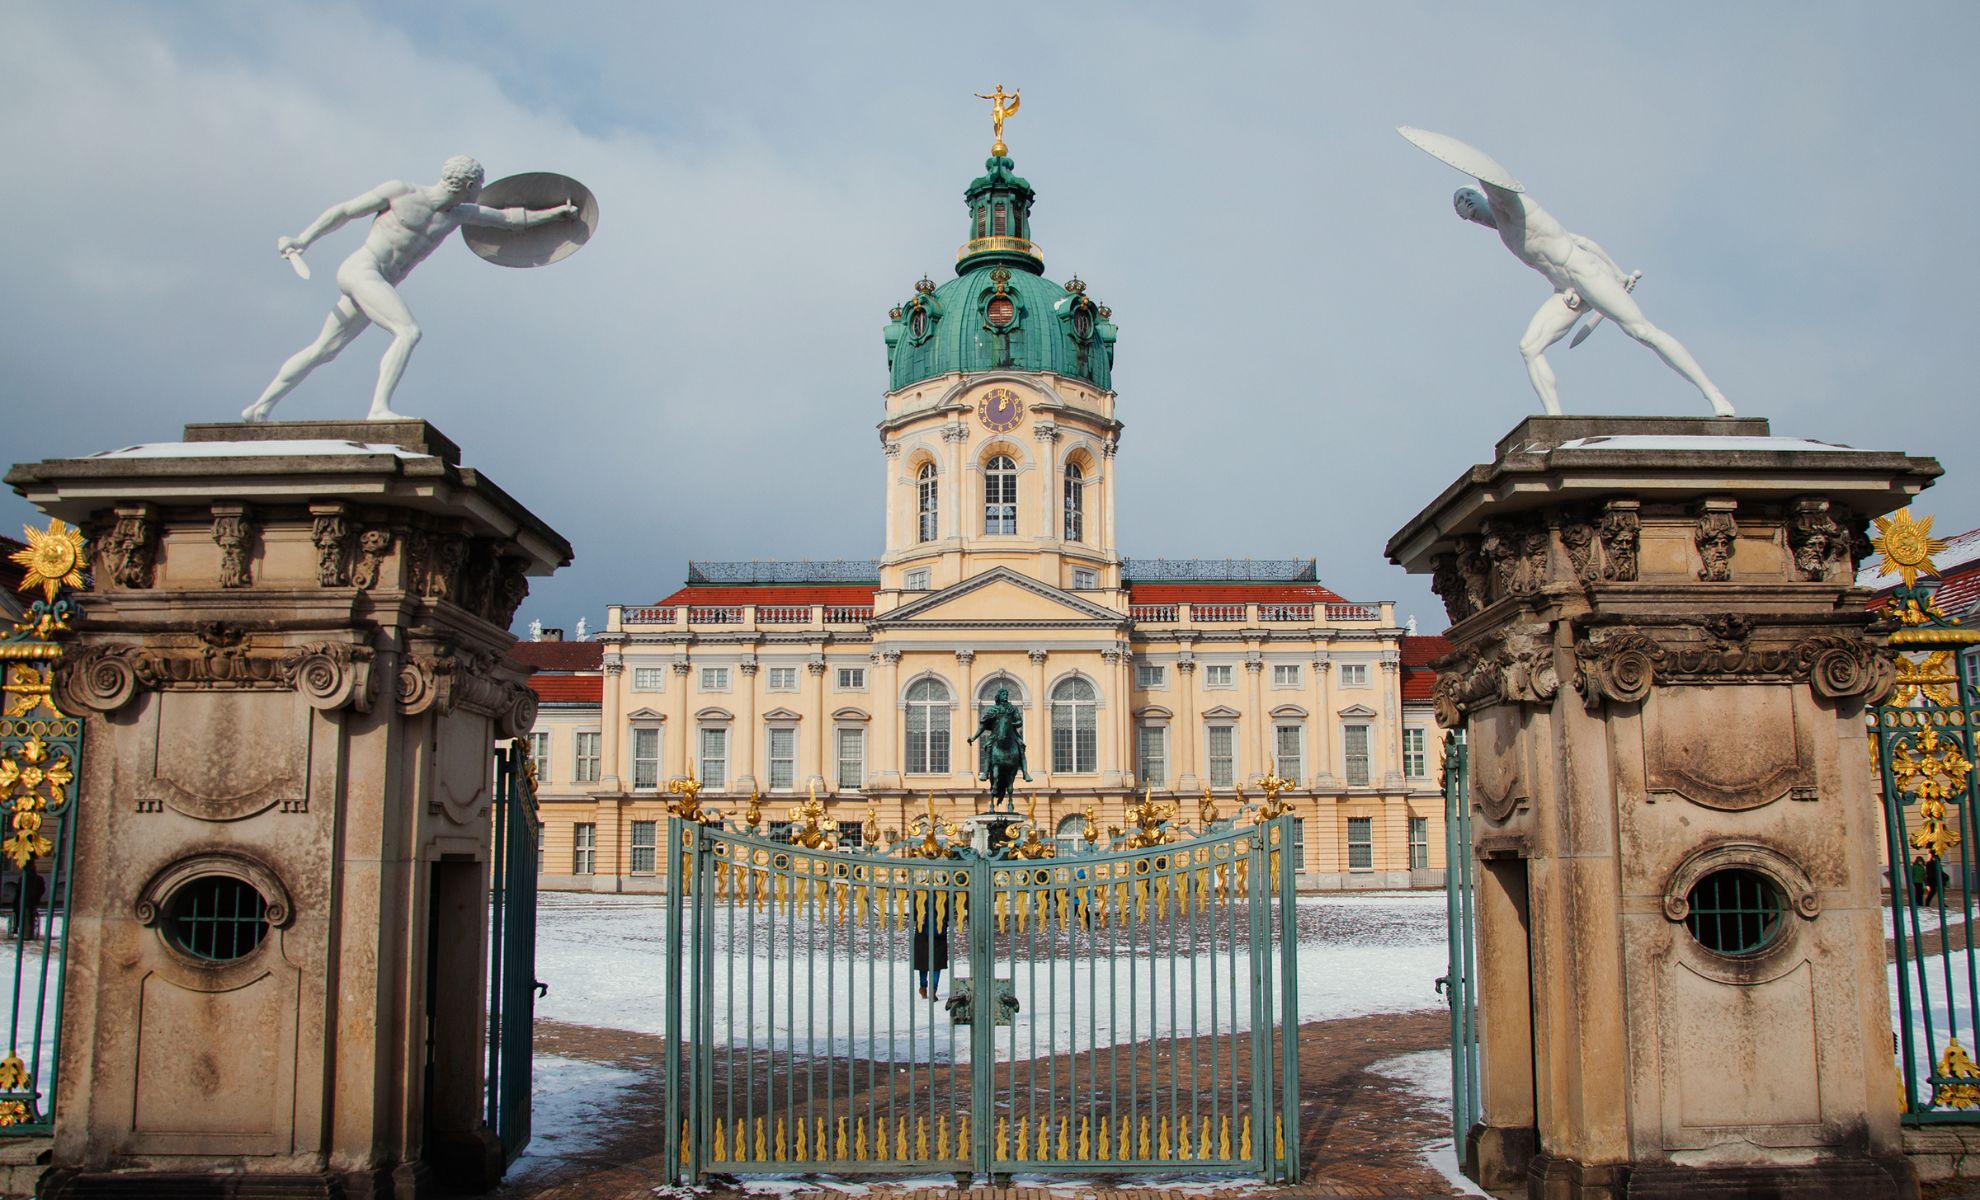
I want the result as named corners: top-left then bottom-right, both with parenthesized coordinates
top-left (1568, 270), bottom-right (1641, 349)
top-left (277, 236), bottom-right (311, 280)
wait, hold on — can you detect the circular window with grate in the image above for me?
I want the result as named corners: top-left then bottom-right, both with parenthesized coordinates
top-left (166, 876), bottom-right (271, 962)
top-left (1683, 867), bottom-right (1786, 957)
top-left (986, 296), bottom-right (1015, 327)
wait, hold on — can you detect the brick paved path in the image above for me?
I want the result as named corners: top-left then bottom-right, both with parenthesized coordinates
top-left (481, 1009), bottom-right (1472, 1200)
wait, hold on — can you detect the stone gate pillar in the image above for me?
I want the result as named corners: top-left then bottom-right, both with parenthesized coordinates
top-left (1387, 416), bottom-right (1939, 1200)
top-left (5, 420), bottom-right (570, 1198)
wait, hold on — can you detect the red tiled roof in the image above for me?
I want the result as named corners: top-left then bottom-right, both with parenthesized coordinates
top-left (655, 585), bottom-right (878, 606)
top-left (508, 641), bottom-right (603, 671)
top-left (1928, 560), bottom-right (1980, 618)
top-left (529, 674), bottom-right (602, 704)
top-left (1125, 583), bottom-right (1349, 604)
top-left (1400, 635), bottom-right (1451, 702)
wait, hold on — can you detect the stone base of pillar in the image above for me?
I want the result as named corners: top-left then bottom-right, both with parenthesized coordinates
top-left (1527, 1153), bottom-right (1917, 1200)
top-left (1466, 1120), bottom-right (1536, 1191)
top-left (40, 1166), bottom-right (389, 1198)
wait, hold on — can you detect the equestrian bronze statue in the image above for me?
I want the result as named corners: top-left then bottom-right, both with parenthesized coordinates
top-left (968, 686), bottom-right (1031, 811)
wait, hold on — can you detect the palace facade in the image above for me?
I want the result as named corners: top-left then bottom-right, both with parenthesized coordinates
top-left (513, 139), bottom-right (1451, 891)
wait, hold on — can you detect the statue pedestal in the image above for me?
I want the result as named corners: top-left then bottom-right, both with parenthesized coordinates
top-left (1388, 416), bottom-right (1938, 1200)
top-left (6, 421), bottom-right (570, 1198)
top-left (968, 811), bottom-right (1024, 857)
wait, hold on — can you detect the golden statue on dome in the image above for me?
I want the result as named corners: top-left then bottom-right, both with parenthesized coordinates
top-left (975, 84), bottom-right (1020, 156)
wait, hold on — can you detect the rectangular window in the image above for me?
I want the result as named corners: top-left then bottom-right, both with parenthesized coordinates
top-left (1292, 817), bottom-right (1308, 873)
top-left (1403, 728), bottom-right (1427, 779)
top-left (1274, 724), bottom-right (1302, 782)
top-left (837, 667), bottom-right (866, 690)
top-left (1347, 817), bottom-right (1373, 871)
top-left (1344, 724), bottom-right (1370, 787)
top-left (905, 568), bottom-right (931, 591)
top-left (573, 731), bottom-right (601, 783)
top-left (767, 820), bottom-right (794, 845)
top-left (1138, 724), bottom-right (1167, 788)
top-left (632, 667), bottom-right (666, 692)
top-left (1409, 816), bottom-right (1429, 871)
top-left (767, 666), bottom-right (799, 691)
top-left (767, 727), bottom-right (796, 790)
top-left (630, 820), bottom-right (657, 874)
top-left (1071, 567), bottom-right (1097, 590)
top-left (1204, 664), bottom-right (1234, 689)
top-left (837, 728), bottom-right (866, 790)
top-left (1272, 663), bottom-right (1301, 687)
top-left (631, 727), bottom-right (660, 790)
top-left (1339, 663), bottom-right (1369, 688)
top-left (839, 822), bottom-right (865, 849)
top-left (700, 666), bottom-right (730, 691)
top-left (528, 731), bottom-right (550, 782)
top-left (1208, 725), bottom-right (1235, 788)
top-left (700, 727), bottom-right (728, 790)
top-left (1134, 662), bottom-right (1165, 689)
top-left (573, 823), bottom-right (596, 874)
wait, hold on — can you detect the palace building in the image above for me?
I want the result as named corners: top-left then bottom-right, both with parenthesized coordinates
top-left (512, 135), bottom-right (1451, 891)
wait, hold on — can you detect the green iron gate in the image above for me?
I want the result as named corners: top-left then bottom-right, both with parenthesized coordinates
top-left (487, 742), bottom-right (542, 1163)
top-left (662, 812), bottom-right (1300, 1182)
top-left (1872, 522), bottom-right (1980, 1121)
top-left (1438, 730), bottom-right (1479, 1155)
top-left (0, 522), bottom-right (84, 1135)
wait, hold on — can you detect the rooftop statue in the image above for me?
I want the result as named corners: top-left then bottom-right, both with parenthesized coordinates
top-left (245, 156), bottom-right (595, 423)
top-left (975, 84), bottom-right (1020, 157)
top-left (1399, 127), bottom-right (1733, 418)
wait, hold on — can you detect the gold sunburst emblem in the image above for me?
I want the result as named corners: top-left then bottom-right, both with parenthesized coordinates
top-left (9, 521), bottom-right (86, 603)
top-left (1872, 510), bottom-right (1950, 590)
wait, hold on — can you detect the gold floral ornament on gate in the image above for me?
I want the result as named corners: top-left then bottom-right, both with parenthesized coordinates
top-left (788, 782), bottom-right (839, 850)
top-left (1256, 762), bottom-right (1294, 820)
top-left (1937, 1038), bottom-right (1980, 1109)
top-left (1891, 725), bottom-right (1971, 858)
top-left (0, 737), bottom-right (75, 868)
top-left (0, 1052), bottom-right (33, 1126)
top-left (666, 765), bottom-right (708, 823)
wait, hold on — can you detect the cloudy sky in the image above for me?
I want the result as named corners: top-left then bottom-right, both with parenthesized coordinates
top-left (3, 3), bottom-right (1975, 634)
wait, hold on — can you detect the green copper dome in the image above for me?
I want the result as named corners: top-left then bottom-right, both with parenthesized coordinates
top-left (884, 155), bottom-right (1117, 392)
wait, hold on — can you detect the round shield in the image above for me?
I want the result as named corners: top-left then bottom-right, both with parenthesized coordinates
top-left (1397, 126), bottom-right (1524, 192)
top-left (461, 172), bottom-right (599, 268)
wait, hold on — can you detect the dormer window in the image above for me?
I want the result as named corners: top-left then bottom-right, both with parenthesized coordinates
top-left (993, 203), bottom-right (1009, 236)
top-left (987, 296), bottom-right (1015, 327)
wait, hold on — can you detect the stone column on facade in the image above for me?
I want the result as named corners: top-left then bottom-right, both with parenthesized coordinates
top-left (1100, 647), bottom-right (1127, 786)
top-left (600, 655), bottom-right (625, 789)
top-left (1101, 436), bottom-right (1120, 562)
top-left (806, 655), bottom-right (828, 793)
top-left (734, 657), bottom-right (759, 795)
top-left (870, 648), bottom-right (903, 791)
top-left (9, 420), bottom-right (569, 1196)
top-left (1026, 649), bottom-right (1050, 785)
top-left (1386, 414), bottom-right (1937, 1200)
top-left (1036, 422), bottom-right (1059, 557)
top-left (670, 659), bottom-right (692, 785)
top-left (954, 649), bottom-right (977, 787)
top-left (1380, 648), bottom-right (1403, 787)
top-left (944, 422), bottom-right (969, 547)
top-left (1310, 651), bottom-right (1334, 787)
top-left (1244, 650), bottom-right (1266, 781)
top-left (1174, 652), bottom-right (1199, 793)
top-left (882, 439), bottom-right (900, 553)
top-left (591, 795), bottom-right (625, 895)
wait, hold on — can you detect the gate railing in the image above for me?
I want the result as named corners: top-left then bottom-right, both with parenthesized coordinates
top-left (487, 742), bottom-right (541, 1162)
top-left (1438, 730), bottom-right (1479, 1153)
top-left (0, 521), bottom-right (85, 1135)
top-left (1871, 513), bottom-right (1980, 1121)
top-left (662, 813), bottom-right (1300, 1183)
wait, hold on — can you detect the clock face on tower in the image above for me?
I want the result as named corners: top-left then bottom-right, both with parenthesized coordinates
top-left (978, 387), bottom-right (1024, 433)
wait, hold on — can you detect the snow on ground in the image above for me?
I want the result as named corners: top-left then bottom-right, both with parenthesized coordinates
top-left (1368, 1051), bottom-right (1489, 1198)
top-left (505, 1054), bottom-right (643, 1181)
top-left (1891, 947), bottom-right (1980, 1108)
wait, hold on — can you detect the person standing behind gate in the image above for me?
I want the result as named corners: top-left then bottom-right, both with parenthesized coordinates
top-left (913, 896), bottom-right (949, 1001)
top-left (1912, 854), bottom-right (1931, 907)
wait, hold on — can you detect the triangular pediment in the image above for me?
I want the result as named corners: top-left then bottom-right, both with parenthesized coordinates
top-left (761, 707), bottom-right (803, 722)
top-left (626, 707), bottom-right (666, 720)
top-left (1337, 703), bottom-right (1377, 718)
top-left (1202, 704), bottom-right (1242, 719)
top-left (878, 567), bottom-right (1121, 627)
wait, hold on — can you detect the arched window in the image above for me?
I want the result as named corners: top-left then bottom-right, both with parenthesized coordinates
top-left (917, 463), bottom-right (938, 542)
top-left (1063, 461), bottom-right (1085, 542)
top-left (977, 675), bottom-right (1024, 714)
top-left (1051, 677), bottom-right (1098, 774)
top-left (905, 678), bottom-right (951, 774)
top-left (1055, 813), bottom-right (1091, 858)
top-left (984, 455), bottom-right (1017, 535)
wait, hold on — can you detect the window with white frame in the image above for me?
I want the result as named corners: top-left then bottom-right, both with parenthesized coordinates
top-left (1138, 724), bottom-right (1167, 787)
top-left (837, 728), bottom-right (865, 789)
top-left (767, 666), bottom-right (799, 691)
top-left (1134, 662), bottom-right (1166, 689)
top-left (905, 678), bottom-right (952, 774)
top-left (1204, 664), bottom-right (1234, 689)
top-left (700, 666), bottom-right (730, 691)
top-left (573, 823), bottom-right (596, 874)
top-left (631, 727), bottom-right (661, 790)
top-left (1347, 817), bottom-right (1373, 870)
top-left (1051, 677), bottom-right (1099, 773)
top-left (1339, 663), bottom-right (1369, 688)
top-left (1344, 724), bottom-right (1371, 787)
top-left (1403, 728), bottom-right (1428, 779)
top-left (984, 454), bottom-right (1018, 535)
top-left (630, 820), bottom-right (657, 874)
top-left (1071, 567), bottom-right (1097, 590)
top-left (700, 727), bottom-right (728, 790)
top-left (1064, 462), bottom-right (1085, 542)
top-left (1409, 816), bottom-right (1429, 870)
top-left (1208, 724), bottom-right (1235, 788)
top-left (976, 676), bottom-right (1023, 714)
top-left (1291, 817), bottom-right (1307, 873)
top-left (905, 568), bottom-right (931, 591)
top-left (528, 731), bottom-right (550, 782)
top-left (837, 666), bottom-right (866, 690)
top-left (574, 731), bottom-right (601, 783)
top-left (1272, 663), bottom-right (1301, 688)
top-left (632, 666), bottom-right (666, 692)
top-left (767, 726), bottom-right (797, 790)
top-left (917, 462), bottom-right (939, 543)
top-left (1274, 723), bottom-right (1303, 781)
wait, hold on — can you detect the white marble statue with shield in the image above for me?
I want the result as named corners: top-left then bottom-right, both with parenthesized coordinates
top-left (1400, 126), bottom-right (1733, 418)
top-left (246, 155), bottom-right (599, 423)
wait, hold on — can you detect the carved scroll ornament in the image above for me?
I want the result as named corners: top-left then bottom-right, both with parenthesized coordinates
top-left (56, 625), bottom-right (377, 715)
top-left (1572, 625), bottom-right (1894, 711)
top-left (398, 642), bottom-right (537, 737)
top-left (1432, 623), bottom-right (1560, 728)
